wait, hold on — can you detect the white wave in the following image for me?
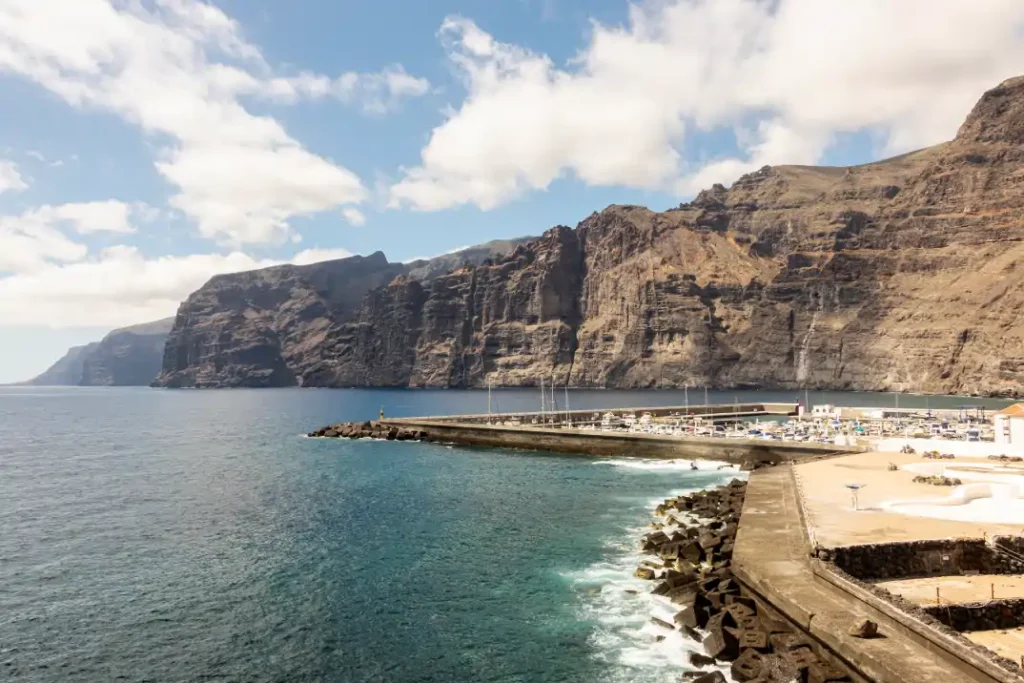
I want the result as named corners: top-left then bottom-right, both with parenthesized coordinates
top-left (562, 473), bottom-right (738, 683)
top-left (594, 457), bottom-right (742, 473)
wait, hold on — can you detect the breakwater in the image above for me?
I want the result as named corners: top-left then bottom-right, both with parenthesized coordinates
top-left (636, 477), bottom-right (855, 682)
top-left (308, 418), bottom-right (859, 465)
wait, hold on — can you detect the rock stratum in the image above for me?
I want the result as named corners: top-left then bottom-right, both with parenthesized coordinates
top-left (29, 318), bottom-right (174, 386)
top-left (156, 77), bottom-right (1024, 395)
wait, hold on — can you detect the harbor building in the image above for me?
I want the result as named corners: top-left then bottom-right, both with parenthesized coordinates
top-left (994, 403), bottom-right (1024, 445)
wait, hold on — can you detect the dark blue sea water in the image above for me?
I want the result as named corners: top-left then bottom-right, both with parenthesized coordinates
top-left (0, 387), bottom-right (1012, 683)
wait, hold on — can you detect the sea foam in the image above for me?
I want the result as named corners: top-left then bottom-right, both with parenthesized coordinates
top-left (562, 467), bottom-right (739, 682)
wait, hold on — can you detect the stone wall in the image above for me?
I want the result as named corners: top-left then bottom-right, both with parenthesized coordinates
top-left (824, 540), bottom-right (991, 580)
top-left (824, 537), bottom-right (1024, 581)
top-left (924, 599), bottom-right (1024, 632)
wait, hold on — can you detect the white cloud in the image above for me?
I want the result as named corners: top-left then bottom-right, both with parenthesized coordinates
top-left (0, 0), bottom-right (405, 245)
top-left (391, 1), bottom-right (1024, 210)
top-left (29, 200), bottom-right (137, 234)
top-left (0, 245), bottom-right (357, 327)
top-left (0, 212), bottom-right (87, 274)
top-left (0, 159), bottom-right (27, 193)
top-left (341, 207), bottom-right (366, 226)
top-left (291, 247), bottom-right (355, 265)
top-left (266, 65), bottom-right (431, 114)
top-left (26, 150), bottom-right (45, 162)
top-left (0, 200), bottom-right (147, 274)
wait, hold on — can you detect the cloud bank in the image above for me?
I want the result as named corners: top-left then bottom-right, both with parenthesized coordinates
top-left (390, 0), bottom-right (1024, 211)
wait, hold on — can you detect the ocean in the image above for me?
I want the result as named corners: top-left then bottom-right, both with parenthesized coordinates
top-left (0, 387), bottom-right (1011, 682)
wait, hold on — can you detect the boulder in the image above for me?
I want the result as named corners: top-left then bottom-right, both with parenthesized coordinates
top-left (323, 429), bottom-right (339, 437)
top-left (847, 618), bottom-right (878, 639)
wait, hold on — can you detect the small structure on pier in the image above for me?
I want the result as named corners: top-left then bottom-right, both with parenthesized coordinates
top-left (994, 404), bottom-right (1024, 446)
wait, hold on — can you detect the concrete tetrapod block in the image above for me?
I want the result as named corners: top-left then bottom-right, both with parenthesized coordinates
top-left (730, 648), bottom-right (765, 682)
top-left (807, 660), bottom-right (848, 683)
top-left (735, 628), bottom-right (770, 652)
top-left (703, 612), bottom-right (740, 661)
top-left (690, 671), bottom-right (727, 683)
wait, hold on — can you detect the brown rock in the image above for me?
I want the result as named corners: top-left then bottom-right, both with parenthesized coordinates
top-left (847, 618), bottom-right (879, 639)
top-left (634, 567), bottom-right (656, 580)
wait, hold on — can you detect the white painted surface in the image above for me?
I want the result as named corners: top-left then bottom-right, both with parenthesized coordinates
top-left (873, 437), bottom-right (1024, 458)
top-left (881, 462), bottom-right (1024, 524)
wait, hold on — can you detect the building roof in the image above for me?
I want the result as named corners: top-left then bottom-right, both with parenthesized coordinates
top-left (996, 403), bottom-right (1024, 417)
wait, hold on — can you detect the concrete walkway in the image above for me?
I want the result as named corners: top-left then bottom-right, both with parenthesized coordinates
top-left (733, 465), bottom-right (1019, 683)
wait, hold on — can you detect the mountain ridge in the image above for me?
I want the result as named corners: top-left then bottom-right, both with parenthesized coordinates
top-left (26, 318), bottom-right (175, 386)
top-left (154, 75), bottom-right (1024, 395)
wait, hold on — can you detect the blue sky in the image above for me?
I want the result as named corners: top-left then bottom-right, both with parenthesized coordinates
top-left (1, 0), bottom-right (1022, 383)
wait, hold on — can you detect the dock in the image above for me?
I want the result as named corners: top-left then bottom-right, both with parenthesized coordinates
top-left (310, 401), bottom-right (863, 465)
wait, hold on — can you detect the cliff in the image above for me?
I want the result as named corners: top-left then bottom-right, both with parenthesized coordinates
top-left (28, 318), bottom-right (174, 386)
top-left (155, 76), bottom-right (1024, 396)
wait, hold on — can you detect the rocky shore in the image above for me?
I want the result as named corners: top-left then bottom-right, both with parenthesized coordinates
top-left (637, 479), bottom-right (852, 682)
top-left (307, 421), bottom-right (427, 441)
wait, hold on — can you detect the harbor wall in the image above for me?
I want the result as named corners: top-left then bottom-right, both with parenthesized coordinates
top-left (381, 419), bottom-right (856, 463)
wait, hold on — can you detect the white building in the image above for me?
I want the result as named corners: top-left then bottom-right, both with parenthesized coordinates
top-left (811, 404), bottom-right (839, 419)
top-left (994, 404), bottom-right (1024, 445)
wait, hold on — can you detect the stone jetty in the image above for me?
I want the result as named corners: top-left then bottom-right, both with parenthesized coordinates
top-left (308, 421), bottom-right (427, 442)
top-left (637, 479), bottom-right (853, 683)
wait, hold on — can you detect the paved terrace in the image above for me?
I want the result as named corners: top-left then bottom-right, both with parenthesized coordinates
top-left (733, 466), bottom-right (1022, 682)
top-left (796, 451), bottom-right (1024, 547)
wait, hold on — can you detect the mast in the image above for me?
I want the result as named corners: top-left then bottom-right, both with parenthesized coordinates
top-left (540, 377), bottom-right (545, 415)
top-left (551, 373), bottom-right (556, 420)
top-left (565, 384), bottom-right (570, 425)
top-left (488, 379), bottom-right (492, 421)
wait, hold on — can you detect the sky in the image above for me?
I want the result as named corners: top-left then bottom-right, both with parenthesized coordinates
top-left (1, 0), bottom-right (1023, 383)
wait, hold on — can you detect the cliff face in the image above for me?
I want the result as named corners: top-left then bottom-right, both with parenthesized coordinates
top-left (155, 77), bottom-right (1024, 395)
top-left (28, 318), bottom-right (174, 386)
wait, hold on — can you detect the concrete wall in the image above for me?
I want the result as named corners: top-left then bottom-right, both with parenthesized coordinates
top-left (924, 599), bottom-right (1024, 632)
top-left (827, 540), bottom-right (992, 581)
top-left (385, 419), bottom-right (856, 463)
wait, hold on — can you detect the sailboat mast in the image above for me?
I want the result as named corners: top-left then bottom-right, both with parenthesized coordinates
top-left (540, 377), bottom-right (545, 415)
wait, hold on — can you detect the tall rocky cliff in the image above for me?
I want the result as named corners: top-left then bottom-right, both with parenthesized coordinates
top-left (29, 318), bottom-right (174, 386)
top-left (155, 76), bottom-right (1024, 396)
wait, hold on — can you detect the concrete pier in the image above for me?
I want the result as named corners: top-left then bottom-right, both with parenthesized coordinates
top-left (354, 401), bottom-right (859, 464)
top-left (733, 466), bottom-right (1022, 682)
top-left (380, 417), bottom-right (857, 463)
